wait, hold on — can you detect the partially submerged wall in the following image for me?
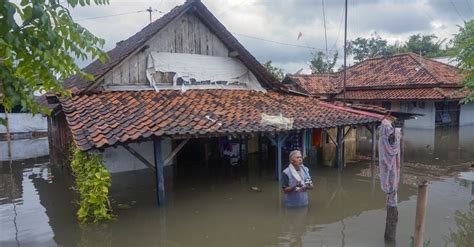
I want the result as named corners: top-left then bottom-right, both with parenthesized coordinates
top-left (0, 113), bottom-right (47, 134)
top-left (460, 102), bottom-right (474, 126)
top-left (103, 139), bottom-right (173, 173)
top-left (322, 127), bottom-right (357, 167)
top-left (0, 138), bottom-right (49, 161)
top-left (403, 101), bottom-right (436, 129)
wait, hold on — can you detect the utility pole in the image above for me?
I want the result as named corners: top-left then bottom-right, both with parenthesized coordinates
top-left (343, 0), bottom-right (348, 103)
top-left (146, 6), bottom-right (153, 24)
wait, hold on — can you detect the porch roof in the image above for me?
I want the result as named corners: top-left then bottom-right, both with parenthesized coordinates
top-left (60, 89), bottom-right (383, 150)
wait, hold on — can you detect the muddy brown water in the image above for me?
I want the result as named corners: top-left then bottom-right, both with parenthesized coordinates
top-left (1, 127), bottom-right (473, 247)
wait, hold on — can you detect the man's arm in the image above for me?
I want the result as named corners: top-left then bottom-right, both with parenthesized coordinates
top-left (282, 173), bottom-right (301, 193)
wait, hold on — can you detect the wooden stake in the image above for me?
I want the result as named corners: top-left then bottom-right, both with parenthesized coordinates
top-left (414, 181), bottom-right (428, 247)
top-left (384, 205), bottom-right (398, 241)
top-left (5, 110), bottom-right (12, 161)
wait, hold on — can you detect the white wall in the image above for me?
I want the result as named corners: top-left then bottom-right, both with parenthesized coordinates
top-left (0, 138), bottom-right (49, 161)
top-left (402, 101), bottom-right (436, 129)
top-left (0, 113), bottom-right (47, 133)
top-left (460, 102), bottom-right (474, 126)
top-left (460, 125), bottom-right (474, 157)
top-left (103, 139), bottom-right (173, 173)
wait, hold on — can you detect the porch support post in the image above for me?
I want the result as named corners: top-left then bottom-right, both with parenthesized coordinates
top-left (371, 124), bottom-right (377, 173)
top-left (154, 139), bottom-right (165, 206)
top-left (275, 133), bottom-right (289, 181)
top-left (266, 133), bottom-right (289, 181)
top-left (336, 126), bottom-right (344, 170)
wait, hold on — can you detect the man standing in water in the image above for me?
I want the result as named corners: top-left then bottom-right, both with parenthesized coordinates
top-left (281, 150), bottom-right (313, 207)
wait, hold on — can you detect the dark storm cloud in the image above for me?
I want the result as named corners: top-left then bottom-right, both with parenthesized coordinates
top-left (428, 0), bottom-right (474, 22)
top-left (69, 0), bottom-right (471, 72)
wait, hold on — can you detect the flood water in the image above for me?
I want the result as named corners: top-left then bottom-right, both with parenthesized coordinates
top-left (1, 127), bottom-right (474, 247)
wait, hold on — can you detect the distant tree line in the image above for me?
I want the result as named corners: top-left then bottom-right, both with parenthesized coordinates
top-left (347, 33), bottom-right (449, 63)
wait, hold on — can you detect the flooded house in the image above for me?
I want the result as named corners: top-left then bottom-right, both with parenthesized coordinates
top-left (44, 0), bottom-right (385, 205)
top-left (284, 53), bottom-right (474, 164)
top-left (0, 106), bottom-right (49, 161)
top-left (284, 53), bottom-right (474, 129)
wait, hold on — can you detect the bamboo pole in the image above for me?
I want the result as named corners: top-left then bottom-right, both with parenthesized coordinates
top-left (414, 181), bottom-right (428, 247)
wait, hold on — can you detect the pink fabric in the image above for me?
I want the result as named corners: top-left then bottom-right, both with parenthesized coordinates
top-left (378, 119), bottom-right (401, 207)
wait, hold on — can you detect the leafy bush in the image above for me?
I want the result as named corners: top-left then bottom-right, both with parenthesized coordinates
top-left (71, 146), bottom-right (112, 223)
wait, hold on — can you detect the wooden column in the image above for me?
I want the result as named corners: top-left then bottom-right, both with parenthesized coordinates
top-left (276, 136), bottom-right (283, 181)
top-left (414, 181), bottom-right (428, 247)
top-left (371, 124), bottom-right (377, 168)
top-left (266, 133), bottom-right (288, 182)
top-left (336, 126), bottom-right (344, 170)
top-left (154, 139), bottom-right (165, 206)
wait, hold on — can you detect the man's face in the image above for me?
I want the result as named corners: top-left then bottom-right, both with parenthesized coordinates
top-left (291, 153), bottom-right (303, 168)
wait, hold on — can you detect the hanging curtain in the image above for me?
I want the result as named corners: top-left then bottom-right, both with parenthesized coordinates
top-left (378, 119), bottom-right (401, 207)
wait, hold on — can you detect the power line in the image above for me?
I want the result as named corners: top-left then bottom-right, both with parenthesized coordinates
top-left (322, 0), bottom-right (329, 57)
top-left (449, 0), bottom-right (466, 22)
top-left (233, 32), bottom-right (338, 53)
top-left (331, 5), bottom-right (345, 52)
top-left (74, 10), bottom-right (147, 21)
top-left (464, 0), bottom-right (474, 15)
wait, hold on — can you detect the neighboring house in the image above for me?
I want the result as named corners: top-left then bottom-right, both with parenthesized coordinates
top-left (44, 0), bottom-right (384, 204)
top-left (0, 105), bottom-right (49, 161)
top-left (284, 53), bottom-right (473, 129)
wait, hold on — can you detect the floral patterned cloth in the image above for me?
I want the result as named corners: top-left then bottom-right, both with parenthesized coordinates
top-left (378, 119), bottom-right (401, 207)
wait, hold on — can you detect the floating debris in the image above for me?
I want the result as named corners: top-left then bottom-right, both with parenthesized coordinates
top-left (250, 186), bottom-right (262, 192)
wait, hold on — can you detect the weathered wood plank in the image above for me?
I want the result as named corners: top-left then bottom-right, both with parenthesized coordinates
top-left (102, 13), bottom-right (229, 87)
top-left (129, 55), bottom-right (139, 84)
top-left (112, 68), bottom-right (121, 85)
top-left (121, 61), bottom-right (130, 84)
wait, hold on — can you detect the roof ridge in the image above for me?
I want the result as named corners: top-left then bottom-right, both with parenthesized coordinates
top-left (406, 53), bottom-right (441, 84)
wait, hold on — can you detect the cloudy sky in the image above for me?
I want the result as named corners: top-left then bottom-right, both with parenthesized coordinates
top-left (69, 0), bottom-right (473, 73)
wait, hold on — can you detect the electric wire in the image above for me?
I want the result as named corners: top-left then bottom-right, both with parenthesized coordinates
top-left (74, 10), bottom-right (148, 21)
top-left (233, 32), bottom-right (337, 53)
top-left (449, 0), bottom-right (466, 22)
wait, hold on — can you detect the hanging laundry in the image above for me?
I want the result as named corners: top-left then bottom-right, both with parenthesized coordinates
top-left (283, 132), bottom-right (302, 152)
top-left (311, 129), bottom-right (323, 147)
top-left (378, 119), bottom-right (401, 207)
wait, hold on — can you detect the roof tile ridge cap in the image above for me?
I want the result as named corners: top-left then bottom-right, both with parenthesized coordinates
top-left (407, 52), bottom-right (441, 84)
top-left (420, 54), bottom-right (460, 70)
top-left (421, 56), bottom-right (463, 85)
top-left (433, 87), bottom-right (447, 98)
top-left (357, 52), bottom-right (409, 63)
top-left (318, 101), bottom-right (385, 120)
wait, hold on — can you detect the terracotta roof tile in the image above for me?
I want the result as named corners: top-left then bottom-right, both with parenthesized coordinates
top-left (334, 87), bottom-right (466, 101)
top-left (61, 90), bottom-right (382, 150)
top-left (286, 53), bottom-right (463, 98)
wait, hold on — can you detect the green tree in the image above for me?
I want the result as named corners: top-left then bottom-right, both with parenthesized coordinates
top-left (309, 51), bottom-right (338, 73)
top-left (0, 0), bottom-right (108, 121)
top-left (347, 35), bottom-right (400, 62)
top-left (404, 34), bottom-right (446, 58)
top-left (450, 20), bottom-right (474, 103)
top-left (263, 60), bottom-right (285, 81)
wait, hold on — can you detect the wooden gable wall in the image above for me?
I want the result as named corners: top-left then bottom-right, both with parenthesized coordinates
top-left (103, 12), bottom-right (230, 87)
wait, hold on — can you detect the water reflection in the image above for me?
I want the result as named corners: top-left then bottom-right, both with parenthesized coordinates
top-left (0, 126), bottom-right (473, 246)
top-left (404, 126), bottom-right (474, 165)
